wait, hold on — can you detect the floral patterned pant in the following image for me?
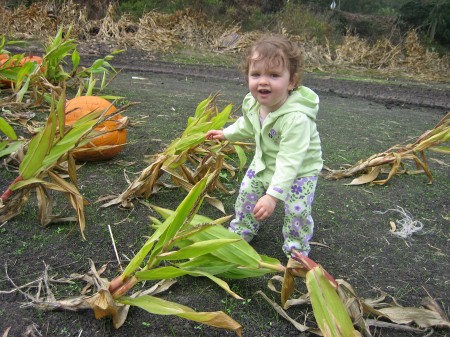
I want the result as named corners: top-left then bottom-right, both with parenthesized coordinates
top-left (229, 168), bottom-right (318, 258)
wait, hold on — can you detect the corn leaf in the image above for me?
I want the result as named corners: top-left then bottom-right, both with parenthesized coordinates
top-left (71, 48), bottom-right (80, 72)
top-left (193, 97), bottom-right (212, 119)
top-left (19, 113), bottom-right (55, 179)
top-left (136, 266), bottom-right (190, 280)
top-left (158, 239), bottom-right (241, 260)
top-left (150, 204), bottom-right (279, 270)
top-left (55, 121), bottom-right (97, 147)
top-left (429, 145), bottom-right (450, 154)
top-left (217, 255), bottom-right (282, 279)
top-left (187, 225), bottom-right (261, 269)
top-left (175, 254), bottom-right (236, 275)
top-left (306, 266), bottom-right (359, 337)
top-left (376, 306), bottom-right (450, 328)
top-left (209, 104), bottom-right (233, 130)
top-left (0, 117), bottom-right (17, 140)
top-left (10, 177), bottom-right (46, 190)
top-left (120, 238), bottom-right (156, 279)
top-left (57, 91), bottom-right (66, 138)
top-left (118, 295), bottom-right (242, 336)
top-left (233, 144), bottom-right (247, 170)
top-left (149, 175), bottom-right (208, 259)
top-left (0, 141), bottom-right (22, 158)
top-left (15, 76), bottom-right (31, 103)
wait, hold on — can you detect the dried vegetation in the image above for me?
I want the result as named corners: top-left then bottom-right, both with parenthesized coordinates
top-left (1, 1), bottom-right (448, 82)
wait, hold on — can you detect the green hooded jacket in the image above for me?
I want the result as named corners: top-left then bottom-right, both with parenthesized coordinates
top-left (223, 86), bottom-right (323, 201)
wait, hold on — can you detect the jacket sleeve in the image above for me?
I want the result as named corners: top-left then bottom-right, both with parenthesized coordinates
top-left (266, 114), bottom-right (312, 200)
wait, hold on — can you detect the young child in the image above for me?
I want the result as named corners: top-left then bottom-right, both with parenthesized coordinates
top-left (206, 35), bottom-right (323, 258)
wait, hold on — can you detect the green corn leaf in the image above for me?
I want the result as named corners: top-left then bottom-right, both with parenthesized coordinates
top-left (193, 97), bottom-right (212, 119)
top-left (15, 76), bottom-right (31, 103)
top-left (188, 225), bottom-right (261, 269)
top-left (86, 73), bottom-right (96, 96)
top-left (49, 25), bottom-right (64, 46)
top-left (54, 121), bottom-right (96, 147)
top-left (45, 41), bottom-right (77, 62)
top-left (41, 143), bottom-right (73, 169)
top-left (56, 91), bottom-right (66, 138)
top-left (100, 71), bottom-right (107, 90)
top-left (120, 238), bottom-right (156, 279)
top-left (185, 269), bottom-right (243, 299)
top-left (136, 266), bottom-right (190, 280)
top-left (16, 60), bottom-right (35, 80)
top-left (11, 177), bottom-right (46, 190)
top-left (118, 295), bottom-right (195, 315)
top-left (158, 239), bottom-right (241, 260)
top-left (306, 266), bottom-right (357, 337)
top-left (0, 117), bottom-right (17, 140)
top-left (209, 103), bottom-right (233, 130)
top-left (71, 48), bottom-right (80, 72)
top-left (19, 112), bottom-right (56, 179)
top-left (165, 133), bottom-right (205, 155)
top-left (118, 295), bottom-right (242, 334)
top-left (233, 144), bottom-right (247, 170)
top-left (111, 49), bottom-right (125, 55)
top-left (151, 205), bottom-right (230, 226)
top-left (0, 141), bottom-right (22, 158)
top-left (138, 266), bottom-right (242, 299)
top-left (150, 175), bottom-right (208, 258)
top-left (69, 110), bottom-right (104, 127)
top-left (175, 254), bottom-right (236, 275)
top-left (99, 95), bottom-right (125, 100)
top-left (429, 145), bottom-right (450, 154)
top-left (150, 205), bottom-right (270, 269)
top-left (150, 205), bottom-right (279, 271)
top-left (217, 254), bottom-right (283, 279)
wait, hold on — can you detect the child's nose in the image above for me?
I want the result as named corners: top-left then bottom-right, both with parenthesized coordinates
top-left (259, 75), bottom-right (269, 85)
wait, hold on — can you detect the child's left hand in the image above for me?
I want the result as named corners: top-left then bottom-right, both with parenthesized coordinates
top-left (253, 195), bottom-right (278, 221)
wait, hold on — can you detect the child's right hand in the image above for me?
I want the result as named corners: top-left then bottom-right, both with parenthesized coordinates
top-left (205, 130), bottom-right (225, 141)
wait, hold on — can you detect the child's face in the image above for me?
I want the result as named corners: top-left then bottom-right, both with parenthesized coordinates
top-left (248, 53), bottom-right (294, 113)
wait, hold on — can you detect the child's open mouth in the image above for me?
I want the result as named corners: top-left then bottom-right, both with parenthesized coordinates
top-left (258, 89), bottom-right (271, 94)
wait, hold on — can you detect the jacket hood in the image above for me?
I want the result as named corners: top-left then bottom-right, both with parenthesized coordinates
top-left (280, 86), bottom-right (319, 121)
top-left (243, 86), bottom-right (319, 121)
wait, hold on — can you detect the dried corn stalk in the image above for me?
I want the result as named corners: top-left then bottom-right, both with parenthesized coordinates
top-left (323, 112), bottom-right (449, 185)
top-left (102, 94), bottom-right (252, 210)
top-left (259, 251), bottom-right (450, 336)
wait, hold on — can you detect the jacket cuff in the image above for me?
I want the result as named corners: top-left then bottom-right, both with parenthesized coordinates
top-left (267, 185), bottom-right (286, 201)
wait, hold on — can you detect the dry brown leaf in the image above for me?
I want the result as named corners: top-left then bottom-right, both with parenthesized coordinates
top-left (377, 306), bottom-right (450, 329)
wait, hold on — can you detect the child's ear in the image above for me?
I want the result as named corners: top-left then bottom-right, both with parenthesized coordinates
top-left (288, 77), bottom-right (297, 91)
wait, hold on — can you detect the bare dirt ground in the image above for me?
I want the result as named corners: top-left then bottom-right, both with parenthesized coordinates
top-left (1, 45), bottom-right (449, 337)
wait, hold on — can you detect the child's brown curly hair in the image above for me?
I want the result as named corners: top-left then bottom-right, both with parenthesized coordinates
top-left (240, 35), bottom-right (304, 90)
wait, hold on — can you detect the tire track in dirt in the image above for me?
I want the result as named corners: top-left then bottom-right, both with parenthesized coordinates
top-left (109, 57), bottom-right (450, 110)
top-left (7, 45), bottom-right (449, 110)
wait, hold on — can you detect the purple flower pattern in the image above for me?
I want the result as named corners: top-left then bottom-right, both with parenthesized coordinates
top-left (291, 184), bottom-right (302, 194)
top-left (229, 161), bottom-right (318, 258)
top-left (246, 169), bottom-right (255, 179)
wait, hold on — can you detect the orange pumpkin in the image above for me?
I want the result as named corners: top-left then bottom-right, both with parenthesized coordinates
top-left (0, 53), bottom-right (8, 64)
top-left (19, 55), bottom-right (45, 71)
top-left (65, 96), bottom-right (127, 161)
top-left (0, 54), bottom-right (45, 87)
top-left (0, 54), bottom-right (10, 87)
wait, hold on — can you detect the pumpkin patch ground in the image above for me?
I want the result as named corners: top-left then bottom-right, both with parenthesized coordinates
top-left (0, 49), bottom-right (449, 337)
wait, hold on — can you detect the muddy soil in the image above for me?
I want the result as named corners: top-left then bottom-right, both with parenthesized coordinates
top-left (0, 46), bottom-right (449, 337)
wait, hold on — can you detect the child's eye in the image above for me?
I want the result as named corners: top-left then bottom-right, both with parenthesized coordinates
top-left (270, 73), bottom-right (281, 78)
top-left (250, 72), bottom-right (260, 77)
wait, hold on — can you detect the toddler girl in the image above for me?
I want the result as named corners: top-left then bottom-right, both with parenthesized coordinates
top-left (206, 35), bottom-right (323, 258)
